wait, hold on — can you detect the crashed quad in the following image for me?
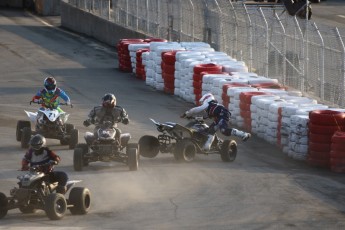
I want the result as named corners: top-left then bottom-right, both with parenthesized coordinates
top-left (73, 120), bottom-right (139, 171)
top-left (16, 101), bottom-right (78, 149)
top-left (0, 161), bottom-right (91, 220)
top-left (138, 117), bottom-right (237, 163)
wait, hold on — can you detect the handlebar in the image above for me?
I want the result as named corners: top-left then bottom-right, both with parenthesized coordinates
top-left (30, 101), bottom-right (73, 108)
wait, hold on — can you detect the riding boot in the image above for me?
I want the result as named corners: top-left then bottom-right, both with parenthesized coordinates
top-left (231, 129), bottom-right (251, 141)
top-left (203, 135), bottom-right (215, 151)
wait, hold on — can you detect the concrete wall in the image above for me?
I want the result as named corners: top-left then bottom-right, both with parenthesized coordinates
top-left (0, 0), bottom-right (24, 7)
top-left (35, 0), bottom-right (60, 16)
top-left (61, 1), bottom-right (146, 48)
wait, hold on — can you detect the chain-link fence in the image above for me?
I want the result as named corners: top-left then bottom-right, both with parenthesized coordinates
top-left (66, 0), bottom-right (345, 108)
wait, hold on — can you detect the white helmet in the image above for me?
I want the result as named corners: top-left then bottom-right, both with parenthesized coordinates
top-left (199, 93), bottom-right (215, 106)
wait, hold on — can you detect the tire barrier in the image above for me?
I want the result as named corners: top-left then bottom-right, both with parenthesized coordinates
top-left (117, 39), bottom-right (146, 72)
top-left (308, 110), bottom-right (345, 168)
top-left (128, 43), bottom-right (150, 74)
top-left (193, 63), bottom-right (224, 105)
top-left (239, 91), bottom-right (271, 132)
top-left (331, 131), bottom-right (345, 173)
top-left (200, 73), bottom-right (230, 105)
top-left (117, 39), bottom-right (345, 173)
top-left (136, 48), bottom-right (150, 80)
top-left (162, 51), bottom-right (180, 94)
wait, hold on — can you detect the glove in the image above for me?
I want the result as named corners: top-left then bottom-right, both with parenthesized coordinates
top-left (122, 118), bottom-right (129, 125)
top-left (83, 119), bottom-right (91, 127)
top-left (180, 112), bottom-right (187, 118)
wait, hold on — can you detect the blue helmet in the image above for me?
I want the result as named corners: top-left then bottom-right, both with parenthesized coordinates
top-left (44, 77), bottom-right (57, 94)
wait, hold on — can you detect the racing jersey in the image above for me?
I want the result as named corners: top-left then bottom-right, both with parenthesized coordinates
top-left (186, 100), bottom-right (231, 123)
top-left (21, 147), bottom-right (60, 173)
top-left (32, 88), bottom-right (70, 111)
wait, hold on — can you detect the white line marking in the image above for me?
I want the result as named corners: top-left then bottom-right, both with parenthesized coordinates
top-left (337, 15), bottom-right (345, 19)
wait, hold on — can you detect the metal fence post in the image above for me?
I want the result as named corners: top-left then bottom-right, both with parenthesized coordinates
top-left (244, 4), bottom-right (252, 71)
top-left (336, 27), bottom-right (345, 107)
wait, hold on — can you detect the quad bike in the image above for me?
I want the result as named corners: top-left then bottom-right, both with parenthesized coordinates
top-left (138, 116), bottom-right (237, 163)
top-left (0, 161), bottom-right (91, 220)
top-left (16, 101), bottom-right (79, 149)
top-left (73, 120), bottom-right (139, 171)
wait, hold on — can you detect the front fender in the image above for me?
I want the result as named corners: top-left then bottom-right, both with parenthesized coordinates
top-left (24, 110), bottom-right (37, 123)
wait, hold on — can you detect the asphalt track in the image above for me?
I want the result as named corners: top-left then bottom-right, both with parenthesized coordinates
top-left (0, 6), bottom-right (345, 230)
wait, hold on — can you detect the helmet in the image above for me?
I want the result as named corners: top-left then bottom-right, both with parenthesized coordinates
top-left (199, 93), bottom-right (215, 106)
top-left (44, 77), bottom-right (57, 94)
top-left (102, 93), bottom-right (116, 108)
top-left (30, 134), bottom-right (46, 151)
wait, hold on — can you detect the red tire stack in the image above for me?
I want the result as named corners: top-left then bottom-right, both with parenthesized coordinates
top-left (136, 48), bottom-right (150, 80)
top-left (222, 83), bottom-right (249, 108)
top-left (162, 51), bottom-right (180, 94)
top-left (117, 39), bottom-right (145, 72)
top-left (239, 91), bottom-right (270, 132)
top-left (330, 131), bottom-right (345, 173)
top-left (193, 64), bottom-right (223, 105)
top-left (308, 110), bottom-right (345, 168)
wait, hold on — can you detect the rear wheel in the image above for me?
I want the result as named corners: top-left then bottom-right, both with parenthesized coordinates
top-left (0, 192), bottom-right (8, 219)
top-left (220, 140), bottom-right (237, 162)
top-left (173, 139), bottom-right (196, 163)
top-left (138, 135), bottom-right (160, 158)
top-left (16, 120), bottom-right (31, 142)
top-left (74, 147), bottom-right (84, 171)
top-left (21, 127), bottom-right (32, 149)
top-left (69, 187), bottom-right (91, 215)
top-left (45, 193), bottom-right (67, 220)
top-left (69, 129), bottom-right (79, 149)
top-left (128, 148), bottom-right (139, 171)
top-left (75, 143), bottom-right (89, 166)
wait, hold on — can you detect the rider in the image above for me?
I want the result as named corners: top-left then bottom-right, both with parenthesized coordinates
top-left (21, 134), bottom-right (68, 194)
top-left (83, 93), bottom-right (129, 144)
top-left (32, 77), bottom-right (71, 129)
top-left (181, 93), bottom-right (251, 151)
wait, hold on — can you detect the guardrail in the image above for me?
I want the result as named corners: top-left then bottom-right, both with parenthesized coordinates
top-left (65, 0), bottom-right (345, 108)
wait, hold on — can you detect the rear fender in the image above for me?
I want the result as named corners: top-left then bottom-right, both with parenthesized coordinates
top-left (66, 180), bottom-right (82, 192)
top-left (120, 133), bottom-right (131, 146)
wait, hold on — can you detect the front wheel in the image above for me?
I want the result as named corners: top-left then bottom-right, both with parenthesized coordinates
top-left (138, 135), bottom-right (160, 158)
top-left (74, 147), bottom-right (85, 171)
top-left (69, 129), bottom-right (79, 149)
top-left (220, 140), bottom-right (237, 162)
top-left (16, 120), bottom-right (31, 142)
top-left (69, 187), bottom-right (91, 215)
top-left (45, 193), bottom-right (67, 220)
top-left (0, 192), bottom-right (8, 219)
top-left (173, 139), bottom-right (196, 163)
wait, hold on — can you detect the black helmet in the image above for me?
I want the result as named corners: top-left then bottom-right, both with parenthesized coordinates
top-left (102, 93), bottom-right (116, 108)
top-left (44, 77), bottom-right (57, 94)
top-left (30, 134), bottom-right (46, 151)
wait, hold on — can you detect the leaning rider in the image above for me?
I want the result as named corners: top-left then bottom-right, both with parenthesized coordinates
top-left (181, 93), bottom-right (251, 151)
